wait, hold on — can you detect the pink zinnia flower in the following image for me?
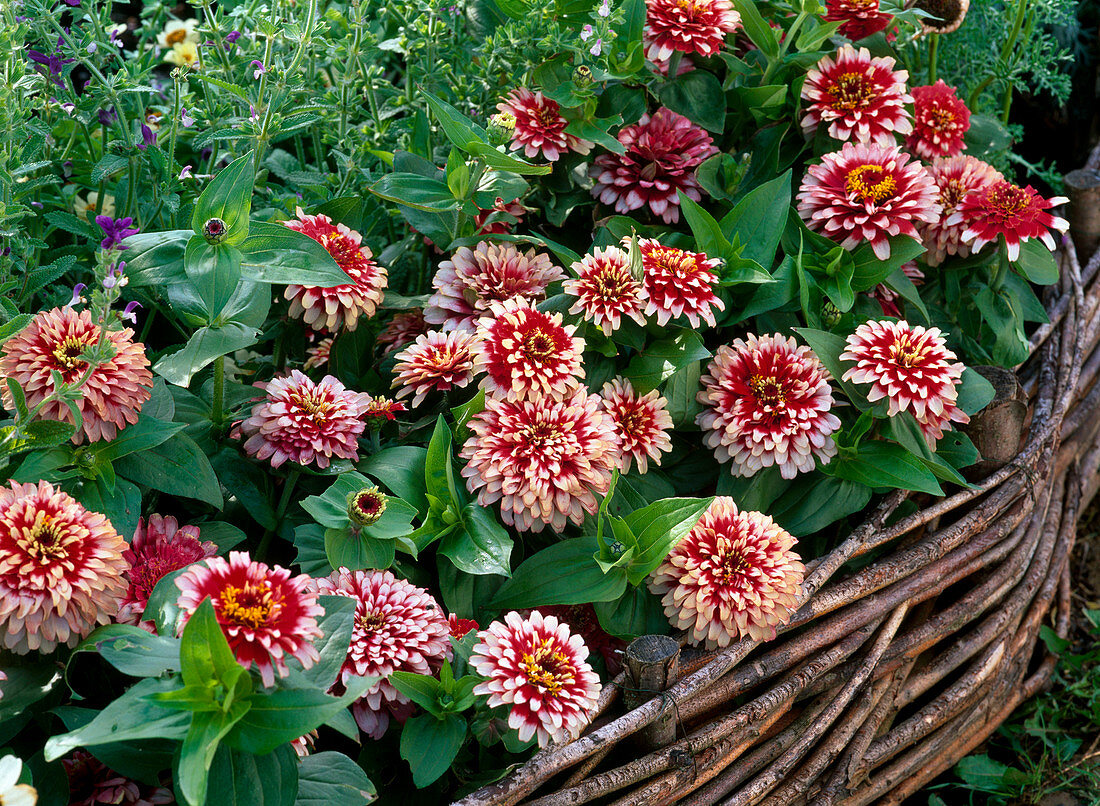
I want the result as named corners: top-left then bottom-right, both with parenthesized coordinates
top-left (797, 140), bottom-right (941, 259)
top-left (391, 329), bottom-right (479, 407)
top-left (906, 80), bottom-right (971, 160)
top-left (460, 390), bottom-right (621, 533)
top-left (377, 309), bottom-right (428, 354)
top-left (600, 377), bottom-right (673, 474)
top-left (474, 299), bottom-right (585, 403)
top-left (590, 108), bottom-right (718, 224)
top-left (800, 45), bottom-right (912, 145)
top-left (64, 750), bottom-right (174, 806)
top-left (303, 336), bottom-right (333, 370)
top-left (470, 610), bottom-right (602, 747)
top-left (236, 370), bottom-right (369, 469)
top-left (496, 88), bottom-right (592, 162)
top-left (283, 208), bottom-right (388, 332)
top-left (649, 497), bottom-right (805, 646)
top-left (176, 551), bottom-right (323, 687)
top-left (643, 0), bottom-right (741, 61)
top-left (475, 197), bottom-right (526, 235)
top-left (362, 395), bottom-right (406, 430)
top-left (919, 155), bottom-right (1004, 266)
top-left (697, 334), bottom-right (841, 479)
top-left (0, 481), bottom-right (129, 654)
top-left (315, 568), bottom-right (451, 739)
top-left (823, 0), bottom-right (893, 40)
top-left (638, 238), bottom-right (725, 327)
top-left (563, 246), bottom-right (647, 333)
top-left (116, 515), bottom-right (216, 629)
top-left (0, 307), bottom-right (152, 444)
top-left (840, 319), bottom-right (969, 442)
top-left (424, 241), bottom-right (564, 332)
top-left (949, 180), bottom-right (1069, 262)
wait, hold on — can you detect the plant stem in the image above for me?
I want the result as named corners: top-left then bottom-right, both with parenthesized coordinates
top-left (927, 34), bottom-right (939, 84)
top-left (211, 356), bottom-right (225, 425)
top-left (256, 469), bottom-right (300, 561)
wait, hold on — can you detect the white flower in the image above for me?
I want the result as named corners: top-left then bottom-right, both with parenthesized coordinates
top-left (0, 756), bottom-right (37, 806)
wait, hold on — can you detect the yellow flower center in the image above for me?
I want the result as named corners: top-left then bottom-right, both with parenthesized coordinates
top-left (52, 335), bottom-right (90, 371)
top-left (829, 72), bottom-right (873, 112)
top-left (166, 28), bottom-right (188, 46)
top-left (221, 581), bottom-right (277, 629)
top-left (523, 328), bottom-right (558, 361)
top-left (716, 549), bottom-right (749, 584)
top-left (890, 338), bottom-right (925, 368)
top-left (749, 374), bottom-right (786, 409)
top-left (357, 611), bottom-right (387, 633)
top-left (649, 247), bottom-right (696, 278)
top-left (21, 512), bottom-right (67, 561)
top-left (928, 106), bottom-right (957, 131)
top-left (520, 637), bottom-right (574, 696)
top-left (592, 268), bottom-right (632, 300)
top-left (845, 164), bottom-right (896, 203)
top-left (987, 183), bottom-right (1029, 215)
top-left (939, 178), bottom-right (965, 210)
top-left (293, 393), bottom-right (332, 425)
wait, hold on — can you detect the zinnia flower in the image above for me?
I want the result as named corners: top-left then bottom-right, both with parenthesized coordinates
top-left (303, 337), bottom-right (333, 370)
top-left (590, 108), bottom-right (718, 224)
top-left (0, 307), bottom-right (152, 444)
top-left (391, 329), bottom-right (479, 407)
top-left (63, 750), bottom-right (172, 806)
top-left (919, 155), bottom-right (1003, 266)
top-left (449, 613), bottom-right (479, 639)
top-left (796, 140), bottom-right (941, 259)
top-left (563, 246), bottom-right (647, 333)
top-left (600, 378), bottom-right (674, 474)
top-left (362, 395), bottom-right (406, 430)
top-left (0, 481), bottom-right (129, 654)
top-left (236, 371), bottom-right (370, 469)
top-left (840, 319), bottom-right (969, 442)
top-left (314, 568), bottom-right (451, 739)
top-left (649, 497), bottom-right (805, 646)
top-left (823, 0), bottom-right (893, 41)
top-left (638, 238), bottom-right (724, 327)
top-left (800, 45), bottom-right (912, 145)
top-left (913, 0), bottom-right (969, 33)
top-left (0, 756), bottom-right (36, 806)
top-left (906, 80), bottom-right (971, 160)
top-left (470, 610), bottom-right (602, 747)
top-left (949, 180), bottom-right (1069, 262)
top-left (460, 390), bottom-right (620, 533)
top-left (643, 0), bottom-right (741, 61)
top-left (377, 309), bottom-right (428, 353)
top-left (496, 88), bottom-right (592, 162)
top-left (475, 197), bottom-right (526, 235)
top-left (424, 241), bottom-right (563, 332)
top-left (116, 515), bottom-right (217, 629)
top-left (697, 334), bottom-right (841, 479)
top-left (175, 551), bottom-right (323, 687)
top-left (284, 208), bottom-right (388, 331)
top-left (474, 300), bottom-right (585, 403)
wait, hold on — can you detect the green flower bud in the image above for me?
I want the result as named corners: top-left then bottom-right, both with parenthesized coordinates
top-left (487, 111), bottom-right (516, 146)
top-left (202, 217), bottom-right (228, 245)
top-left (822, 301), bottom-right (842, 327)
top-left (573, 65), bottom-right (593, 86)
top-left (347, 486), bottom-right (387, 528)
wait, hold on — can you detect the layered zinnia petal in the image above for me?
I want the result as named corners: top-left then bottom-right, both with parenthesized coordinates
top-left (470, 610), bottom-right (602, 747)
top-left (638, 238), bottom-right (724, 328)
top-left (919, 155), bottom-right (1003, 266)
top-left (906, 80), bottom-right (971, 160)
top-left (600, 377), bottom-right (673, 475)
top-left (823, 0), bottom-right (893, 41)
top-left (649, 497), bottom-right (805, 647)
top-left (497, 88), bottom-right (592, 162)
top-left (949, 180), bottom-right (1069, 262)
top-left (563, 246), bottom-right (647, 333)
top-left (800, 45), bottom-right (912, 144)
top-left (391, 329), bottom-right (479, 407)
top-left (643, 0), bottom-right (741, 62)
top-left (377, 309), bottom-right (428, 354)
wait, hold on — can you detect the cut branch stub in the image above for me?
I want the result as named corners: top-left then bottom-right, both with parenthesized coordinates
top-left (624, 635), bottom-right (682, 750)
top-left (960, 365), bottom-right (1028, 477)
top-left (1064, 168), bottom-right (1100, 257)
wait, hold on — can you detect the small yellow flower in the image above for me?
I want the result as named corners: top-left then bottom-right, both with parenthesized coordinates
top-left (157, 19), bottom-right (199, 49)
top-left (164, 41), bottom-right (201, 70)
top-left (72, 191), bottom-right (116, 221)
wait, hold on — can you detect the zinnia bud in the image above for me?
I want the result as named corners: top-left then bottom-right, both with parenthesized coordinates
top-left (347, 486), bottom-right (387, 527)
top-left (202, 217), bottom-right (228, 244)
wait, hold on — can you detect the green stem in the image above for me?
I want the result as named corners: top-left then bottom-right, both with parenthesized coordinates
top-left (998, 0), bottom-right (1031, 123)
top-left (211, 356), bottom-right (225, 425)
top-left (927, 34), bottom-right (939, 84)
top-left (761, 11), bottom-right (806, 85)
top-left (256, 469), bottom-right (301, 561)
top-left (991, 236), bottom-right (1012, 290)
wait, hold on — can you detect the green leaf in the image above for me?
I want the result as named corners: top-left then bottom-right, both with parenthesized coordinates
top-left (389, 672), bottom-right (443, 715)
top-left (422, 91), bottom-right (551, 176)
top-left (52, 706), bottom-right (177, 785)
top-left (181, 599), bottom-right (245, 689)
top-left (659, 70), bottom-right (726, 133)
top-left (0, 660), bottom-right (60, 724)
top-left (358, 447), bottom-right (429, 515)
top-left (113, 231), bottom-right (190, 287)
top-left (490, 537), bottom-right (627, 609)
top-left (400, 712), bottom-right (466, 788)
top-left (954, 754), bottom-right (1013, 791)
top-left (1013, 237), bottom-right (1060, 285)
top-left (206, 744), bottom-right (299, 806)
top-left (732, 0), bottom-right (779, 57)
top-left (116, 432), bottom-right (223, 507)
top-left (89, 414), bottom-right (185, 462)
top-left (771, 475), bottom-right (872, 536)
top-left (679, 193), bottom-right (730, 259)
top-left (719, 172), bottom-right (791, 269)
top-left (74, 624), bottom-right (181, 678)
top-left (142, 567), bottom-right (191, 637)
top-left (849, 237), bottom-right (926, 291)
top-left (293, 596), bottom-right (356, 690)
top-left (622, 498), bottom-right (712, 585)
top-left (593, 586), bottom-right (669, 640)
top-left (832, 441), bottom-right (943, 495)
top-left (191, 152), bottom-right (255, 246)
top-left (664, 359), bottom-right (703, 428)
top-left (294, 752), bottom-right (377, 806)
top-left (0, 314), bottom-right (32, 344)
top-left (440, 505), bottom-right (513, 577)
top-left (0, 419), bottom-right (77, 456)
top-left (369, 172), bottom-right (460, 213)
top-left (67, 476), bottom-right (141, 542)
top-left (624, 330), bottom-right (711, 394)
top-left (793, 327), bottom-right (870, 407)
top-left (154, 323), bottom-right (259, 387)
top-left (179, 708), bottom-right (244, 806)
top-left (957, 368), bottom-right (996, 415)
top-left (425, 415), bottom-right (459, 507)
top-left (184, 236), bottom-right (243, 323)
top-left (238, 222), bottom-right (349, 288)
top-left (324, 524), bottom-right (395, 571)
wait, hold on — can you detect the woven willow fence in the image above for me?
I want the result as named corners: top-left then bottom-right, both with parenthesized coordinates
top-left (455, 163), bottom-right (1100, 806)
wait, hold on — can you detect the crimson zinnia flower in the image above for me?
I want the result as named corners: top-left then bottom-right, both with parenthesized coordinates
top-left (424, 241), bottom-right (563, 332)
top-left (0, 480), bottom-right (129, 654)
top-left (283, 208), bottom-right (388, 332)
top-left (797, 140), bottom-right (941, 259)
top-left (64, 750), bottom-right (174, 806)
top-left (377, 309), bottom-right (428, 354)
top-left (175, 551), bottom-right (323, 687)
top-left (600, 377), bottom-right (673, 475)
top-left (906, 80), bottom-right (971, 160)
top-left (800, 45), bottom-right (912, 145)
top-left (590, 108), bottom-right (718, 224)
top-left (315, 568), bottom-right (452, 739)
top-left (697, 334), bottom-right (841, 479)
top-left (470, 610), bottom-right (602, 747)
top-left (474, 300), bottom-right (585, 403)
top-left (919, 155), bottom-right (1003, 266)
top-left (116, 515), bottom-right (216, 629)
top-left (391, 329), bottom-right (479, 407)
top-left (563, 246), bottom-right (647, 333)
top-left (823, 0), bottom-right (893, 41)
top-left (949, 180), bottom-right (1069, 262)
top-left (460, 390), bottom-right (620, 533)
top-left (643, 0), bottom-right (741, 61)
top-left (0, 306), bottom-right (152, 444)
top-left (497, 88), bottom-right (592, 162)
top-left (236, 370), bottom-right (370, 469)
top-left (840, 319), bottom-right (969, 442)
top-left (362, 395), bottom-right (406, 430)
top-left (638, 238), bottom-right (725, 327)
top-left (649, 497), bottom-right (805, 646)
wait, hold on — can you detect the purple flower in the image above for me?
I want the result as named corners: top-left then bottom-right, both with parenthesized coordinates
top-left (590, 37), bottom-right (603, 56)
top-left (121, 301), bottom-right (142, 324)
top-left (179, 164), bottom-right (193, 180)
top-left (580, 24), bottom-right (594, 41)
top-left (226, 31), bottom-right (241, 43)
top-left (27, 37), bottom-right (75, 86)
top-left (181, 107), bottom-right (195, 127)
top-left (249, 105), bottom-right (259, 122)
top-left (96, 215), bottom-right (139, 250)
top-left (137, 123), bottom-right (156, 150)
top-left (103, 261), bottom-right (126, 290)
top-left (60, 101), bottom-right (75, 115)
top-left (63, 0), bottom-right (80, 6)
top-left (598, 0), bottom-right (611, 15)
top-left (67, 284), bottom-right (87, 308)
top-left (250, 60), bottom-right (266, 80)
top-left (98, 106), bottom-right (117, 126)
top-left (86, 42), bottom-right (97, 54)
